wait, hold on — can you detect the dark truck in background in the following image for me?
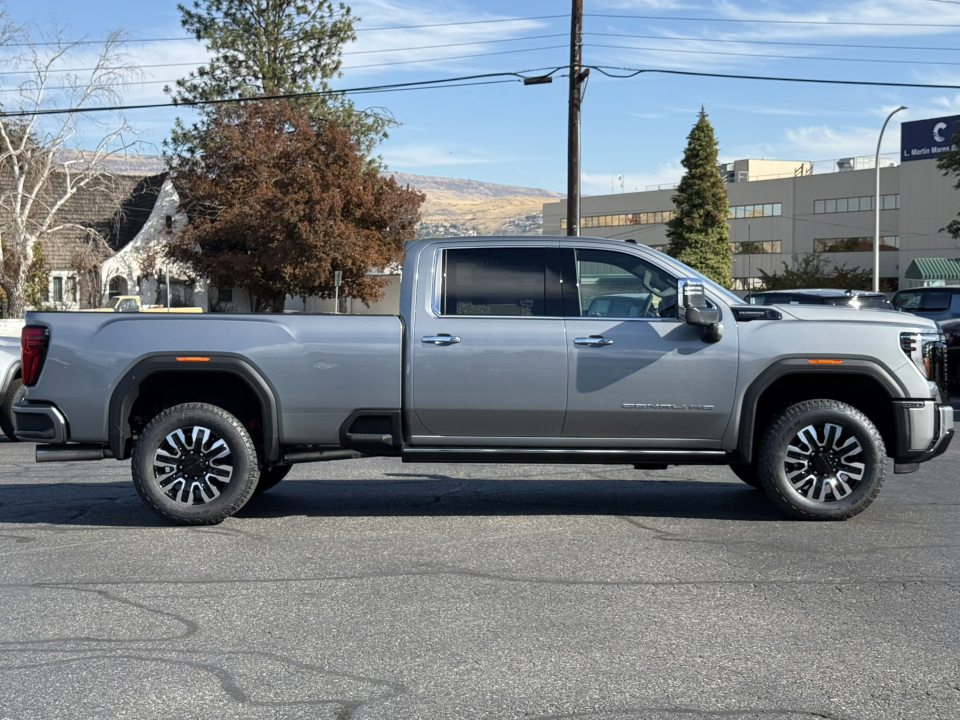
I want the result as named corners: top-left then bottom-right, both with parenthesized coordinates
top-left (13, 236), bottom-right (954, 525)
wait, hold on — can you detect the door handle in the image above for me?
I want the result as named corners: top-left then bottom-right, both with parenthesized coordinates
top-left (574, 336), bottom-right (614, 347)
top-left (421, 335), bottom-right (461, 345)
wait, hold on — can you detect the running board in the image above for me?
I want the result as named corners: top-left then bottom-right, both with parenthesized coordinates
top-left (401, 448), bottom-right (731, 465)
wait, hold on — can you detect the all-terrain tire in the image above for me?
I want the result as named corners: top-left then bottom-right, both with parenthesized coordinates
top-left (254, 464), bottom-right (291, 495)
top-left (757, 399), bottom-right (886, 521)
top-left (729, 463), bottom-right (762, 490)
top-left (131, 402), bottom-right (260, 525)
top-left (1, 378), bottom-right (26, 442)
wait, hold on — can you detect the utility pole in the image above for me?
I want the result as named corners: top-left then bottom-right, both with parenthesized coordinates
top-left (567, 0), bottom-right (587, 237)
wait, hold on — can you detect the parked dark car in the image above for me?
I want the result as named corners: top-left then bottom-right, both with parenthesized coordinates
top-left (744, 288), bottom-right (892, 310)
top-left (893, 286), bottom-right (960, 322)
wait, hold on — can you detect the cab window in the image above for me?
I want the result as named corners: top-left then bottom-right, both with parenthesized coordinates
top-left (569, 249), bottom-right (677, 318)
top-left (440, 247), bottom-right (548, 317)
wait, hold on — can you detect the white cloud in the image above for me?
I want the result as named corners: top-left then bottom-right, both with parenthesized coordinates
top-left (582, 164), bottom-right (683, 195)
top-left (381, 142), bottom-right (504, 169)
top-left (341, 0), bottom-right (558, 76)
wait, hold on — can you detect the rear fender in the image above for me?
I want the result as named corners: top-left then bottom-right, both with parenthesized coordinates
top-left (108, 355), bottom-right (280, 462)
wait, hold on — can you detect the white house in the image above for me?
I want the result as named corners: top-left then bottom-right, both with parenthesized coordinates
top-left (100, 178), bottom-right (209, 310)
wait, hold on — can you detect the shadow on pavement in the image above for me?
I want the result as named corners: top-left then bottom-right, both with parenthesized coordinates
top-left (0, 477), bottom-right (785, 526)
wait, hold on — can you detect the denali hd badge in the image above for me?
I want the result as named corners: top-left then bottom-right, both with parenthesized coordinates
top-left (622, 403), bottom-right (715, 410)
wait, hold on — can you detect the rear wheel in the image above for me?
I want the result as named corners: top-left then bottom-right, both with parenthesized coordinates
top-left (757, 399), bottom-right (886, 520)
top-left (1, 378), bottom-right (26, 442)
top-left (729, 463), bottom-right (762, 489)
top-left (131, 403), bottom-right (260, 525)
top-left (255, 464), bottom-right (291, 494)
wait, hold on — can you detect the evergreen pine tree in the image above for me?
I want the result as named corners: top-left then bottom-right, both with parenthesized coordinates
top-left (666, 108), bottom-right (733, 288)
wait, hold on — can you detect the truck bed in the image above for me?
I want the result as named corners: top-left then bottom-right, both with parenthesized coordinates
top-left (24, 312), bottom-right (404, 446)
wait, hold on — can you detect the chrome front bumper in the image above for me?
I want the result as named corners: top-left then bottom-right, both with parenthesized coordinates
top-left (892, 400), bottom-right (954, 472)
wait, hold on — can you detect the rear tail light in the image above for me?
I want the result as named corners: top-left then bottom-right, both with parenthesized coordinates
top-left (21, 326), bottom-right (49, 386)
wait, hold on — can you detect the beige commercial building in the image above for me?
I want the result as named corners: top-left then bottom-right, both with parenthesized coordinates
top-left (543, 121), bottom-right (960, 293)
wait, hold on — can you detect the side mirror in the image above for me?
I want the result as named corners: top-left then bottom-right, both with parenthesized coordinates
top-left (678, 278), bottom-right (723, 342)
top-left (678, 279), bottom-right (720, 326)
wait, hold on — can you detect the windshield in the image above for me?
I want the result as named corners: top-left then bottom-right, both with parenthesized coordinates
top-left (664, 257), bottom-right (743, 306)
top-left (107, 297), bottom-right (121, 309)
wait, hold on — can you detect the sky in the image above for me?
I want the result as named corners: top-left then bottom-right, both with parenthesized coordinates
top-left (5, 0), bottom-right (960, 195)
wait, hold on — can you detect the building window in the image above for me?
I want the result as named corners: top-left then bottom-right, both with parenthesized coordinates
top-left (66, 277), bottom-right (77, 304)
top-left (52, 277), bottom-right (63, 303)
top-left (218, 287), bottom-right (233, 302)
top-left (814, 236), bottom-right (900, 253)
top-left (561, 210), bottom-right (676, 231)
top-left (814, 195), bottom-right (898, 214)
top-left (108, 276), bottom-right (128, 298)
top-left (441, 247), bottom-right (546, 316)
top-left (728, 203), bottom-right (781, 220)
top-left (731, 240), bottom-right (781, 254)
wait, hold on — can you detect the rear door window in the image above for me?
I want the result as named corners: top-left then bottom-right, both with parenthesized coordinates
top-left (441, 247), bottom-right (547, 316)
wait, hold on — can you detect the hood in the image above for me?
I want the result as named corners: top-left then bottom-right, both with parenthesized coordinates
top-left (773, 304), bottom-right (940, 330)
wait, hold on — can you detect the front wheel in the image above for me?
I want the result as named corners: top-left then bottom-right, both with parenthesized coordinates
top-left (131, 403), bottom-right (260, 525)
top-left (757, 399), bottom-right (886, 520)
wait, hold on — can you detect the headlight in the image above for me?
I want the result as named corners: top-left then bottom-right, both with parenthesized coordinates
top-left (900, 331), bottom-right (943, 379)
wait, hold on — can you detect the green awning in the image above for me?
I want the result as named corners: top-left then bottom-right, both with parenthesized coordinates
top-left (904, 257), bottom-right (960, 281)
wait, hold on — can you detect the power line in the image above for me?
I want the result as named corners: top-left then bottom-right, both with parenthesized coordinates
top-left (585, 13), bottom-right (960, 29)
top-left (342, 44), bottom-right (567, 70)
top-left (0, 15), bottom-right (568, 47)
top-left (343, 33), bottom-right (566, 55)
top-left (587, 42), bottom-right (960, 68)
top-left (587, 31), bottom-right (960, 54)
top-left (15, 62), bottom-right (960, 118)
top-left (0, 42), bottom-right (567, 77)
top-left (0, 69), bottom-right (561, 117)
top-left (590, 65), bottom-right (960, 90)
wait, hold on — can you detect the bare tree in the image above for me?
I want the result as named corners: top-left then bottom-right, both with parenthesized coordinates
top-left (0, 18), bottom-right (142, 316)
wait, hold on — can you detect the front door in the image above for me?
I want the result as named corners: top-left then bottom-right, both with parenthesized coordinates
top-left (412, 245), bottom-right (567, 438)
top-left (561, 248), bottom-right (739, 445)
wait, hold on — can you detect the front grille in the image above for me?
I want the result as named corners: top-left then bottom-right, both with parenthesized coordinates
top-left (932, 342), bottom-right (950, 402)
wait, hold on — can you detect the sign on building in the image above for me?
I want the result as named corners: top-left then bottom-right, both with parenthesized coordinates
top-left (901, 115), bottom-right (960, 162)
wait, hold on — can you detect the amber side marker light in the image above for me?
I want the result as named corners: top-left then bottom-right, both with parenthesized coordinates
top-left (176, 357), bottom-right (211, 362)
top-left (807, 359), bottom-right (844, 365)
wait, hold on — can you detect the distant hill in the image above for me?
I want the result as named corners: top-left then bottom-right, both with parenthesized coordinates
top-left (56, 153), bottom-right (562, 237)
top-left (385, 172), bottom-right (562, 202)
top-left (384, 173), bottom-right (563, 238)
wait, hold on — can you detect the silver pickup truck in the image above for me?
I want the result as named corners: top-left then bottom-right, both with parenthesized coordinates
top-left (13, 236), bottom-right (955, 524)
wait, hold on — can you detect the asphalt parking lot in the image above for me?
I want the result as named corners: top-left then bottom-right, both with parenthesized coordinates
top-left (0, 426), bottom-right (958, 720)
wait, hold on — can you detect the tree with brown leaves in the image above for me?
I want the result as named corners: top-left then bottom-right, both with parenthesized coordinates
top-left (168, 99), bottom-right (423, 313)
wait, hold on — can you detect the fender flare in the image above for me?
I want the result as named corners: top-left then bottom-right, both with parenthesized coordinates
top-left (736, 356), bottom-right (906, 463)
top-left (1, 359), bottom-right (21, 400)
top-left (108, 355), bottom-right (281, 462)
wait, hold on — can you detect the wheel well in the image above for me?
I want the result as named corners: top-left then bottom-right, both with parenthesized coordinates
top-left (128, 372), bottom-right (266, 453)
top-left (746, 373), bottom-right (896, 462)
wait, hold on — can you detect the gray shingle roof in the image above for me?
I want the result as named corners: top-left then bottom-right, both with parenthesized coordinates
top-left (0, 170), bottom-right (163, 271)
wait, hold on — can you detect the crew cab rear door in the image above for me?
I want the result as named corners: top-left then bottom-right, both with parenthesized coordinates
top-left (560, 247), bottom-right (739, 445)
top-left (410, 243), bottom-right (567, 439)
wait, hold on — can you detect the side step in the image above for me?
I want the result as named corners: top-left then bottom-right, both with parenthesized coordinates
top-left (401, 448), bottom-right (731, 465)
